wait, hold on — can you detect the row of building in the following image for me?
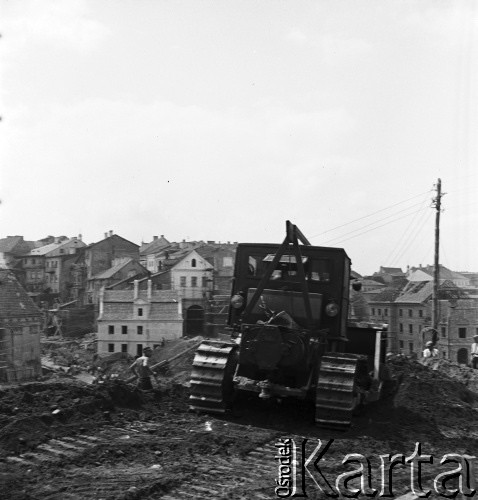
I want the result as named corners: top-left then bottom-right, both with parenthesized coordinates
top-left (351, 265), bottom-right (478, 364)
top-left (0, 232), bottom-right (237, 366)
top-left (2, 232), bottom-right (478, 381)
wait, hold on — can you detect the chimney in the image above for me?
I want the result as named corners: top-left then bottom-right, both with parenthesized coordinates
top-left (153, 236), bottom-right (158, 241)
top-left (78, 234), bottom-right (82, 241)
top-left (147, 279), bottom-right (152, 300)
top-left (104, 232), bottom-right (108, 239)
top-left (134, 280), bottom-right (139, 300)
top-left (109, 230), bottom-right (113, 237)
top-left (160, 235), bottom-right (164, 238)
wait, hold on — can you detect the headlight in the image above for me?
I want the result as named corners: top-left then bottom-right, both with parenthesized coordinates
top-left (325, 302), bottom-right (339, 317)
top-left (230, 294), bottom-right (244, 309)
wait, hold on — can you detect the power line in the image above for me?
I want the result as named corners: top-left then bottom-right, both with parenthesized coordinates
top-left (321, 206), bottom-right (430, 246)
top-left (388, 207), bottom-right (433, 267)
top-left (383, 193), bottom-right (432, 265)
top-left (309, 189), bottom-right (432, 239)
top-left (321, 204), bottom-right (429, 246)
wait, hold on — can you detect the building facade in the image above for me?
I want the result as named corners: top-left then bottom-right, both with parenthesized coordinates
top-left (0, 270), bottom-right (42, 382)
top-left (96, 280), bottom-right (183, 356)
top-left (83, 233), bottom-right (140, 304)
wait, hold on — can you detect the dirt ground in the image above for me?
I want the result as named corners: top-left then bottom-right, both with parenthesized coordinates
top-left (1, 345), bottom-right (478, 499)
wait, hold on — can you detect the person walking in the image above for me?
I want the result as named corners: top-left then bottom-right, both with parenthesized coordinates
top-left (422, 341), bottom-right (438, 358)
top-left (129, 347), bottom-right (157, 390)
top-left (471, 335), bottom-right (478, 369)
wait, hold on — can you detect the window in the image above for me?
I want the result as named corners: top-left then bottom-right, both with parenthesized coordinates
top-left (409, 324), bottom-right (413, 334)
top-left (399, 323), bottom-right (403, 333)
top-left (191, 276), bottom-right (197, 287)
top-left (459, 327), bottom-right (467, 339)
top-left (419, 310), bottom-right (423, 318)
top-left (443, 352), bottom-right (446, 358)
top-left (191, 258), bottom-right (197, 268)
top-left (409, 342), bottom-right (414, 354)
top-left (137, 325), bottom-right (143, 335)
top-left (372, 308), bottom-right (376, 316)
top-left (378, 308), bottom-right (382, 316)
top-left (108, 344), bottom-right (114, 353)
top-left (121, 344), bottom-right (128, 353)
top-left (31, 259), bottom-right (35, 265)
top-left (59, 249), bottom-right (64, 254)
top-left (180, 276), bottom-right (186, 287)
top-left (408, 309), bottom-right (413, 318)
top-left (399, 341), bottom-right (404, 349)
top-left (202, 276), bottom-right (208, 288)
top-left (108, 325), bottom-right (114, 334)
top-left (138, 308), bottom-right (143, 317)
top-left (384, 308), bottom-right (388, 317)
top-left (441, 327), bottom-right (446, 338)
top-left (399, 309), bottom-right (403, 317)
top-left (122, 325), bottom-right (128, 335)
top-left (137, 344), bottom-right (143, 356)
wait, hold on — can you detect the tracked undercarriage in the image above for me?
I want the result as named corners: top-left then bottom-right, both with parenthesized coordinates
top-left (189, 221), bottom-right (388, 430)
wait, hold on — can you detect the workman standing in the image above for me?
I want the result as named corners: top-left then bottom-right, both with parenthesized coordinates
top-left (129, 346), bottom-right (157, 390)
top-left (422, 341), bottom-right (439, 358)
top-left (471, 335), bottom-right (478, 369)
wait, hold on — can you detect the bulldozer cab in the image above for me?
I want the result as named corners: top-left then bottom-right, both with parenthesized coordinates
top-left (228, 221), bottom-right (352, 343)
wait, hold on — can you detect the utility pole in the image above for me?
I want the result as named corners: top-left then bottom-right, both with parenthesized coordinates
top-left (432, 178), bottom-right (442, 343)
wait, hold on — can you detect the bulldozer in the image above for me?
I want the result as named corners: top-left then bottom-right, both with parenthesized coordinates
top-left (189, 221), bottom-right (388, 429)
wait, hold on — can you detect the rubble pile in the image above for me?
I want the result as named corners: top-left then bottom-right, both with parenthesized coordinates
top-left (366, 355), bottom-right (478, 443)
top-left (421, 357), bottom-right (478, 393)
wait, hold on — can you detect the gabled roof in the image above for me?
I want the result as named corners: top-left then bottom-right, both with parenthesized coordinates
top-left (0, 236), bottom-right (24, 253)
top-left (378, 266), bottom-right (404, 275)
top-left (140, 236), bottom-right (170, 256)
top-left (90, 258), bottom-right (136, 280)
top-left (29, 242), bottom-right (62, 256)
top-left (369, 287), bottom-right (403, 303)
top-left (171, 249), bottom-right (213, 270)
top-left (410, 265), bottom-right (468, 281)
top-left (0, 270), bottom-right (42, 318)
top-left (85, 234), bottom-right (139, 250)
top-left (27, 238), bottom-right (85, 257)
top-left (395, 280), bottom-right (468, 304)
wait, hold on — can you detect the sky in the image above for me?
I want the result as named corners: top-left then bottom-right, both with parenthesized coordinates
top-left (1, 0), bottom-right (477, 276)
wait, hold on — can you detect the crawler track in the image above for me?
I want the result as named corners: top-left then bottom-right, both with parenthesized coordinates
top-left (3, 421), bottom-right (293, 499)
top-left (315, 353), bottom-right (359, 431)
top-left (189, 340), bottom-right (238, 413)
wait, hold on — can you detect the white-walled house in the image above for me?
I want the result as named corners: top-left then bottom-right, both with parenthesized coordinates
top-left (170, 250), bottom-right (214, 299)
top-left (96, 280), bottom-right (183, 357)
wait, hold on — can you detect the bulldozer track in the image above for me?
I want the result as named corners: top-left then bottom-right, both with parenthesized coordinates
top-left (315, 353), bottom-right (359, 431)
top-left (189, 340), bottom-right (238, 414)
top-left (3, 420), bottom-right (312, 499)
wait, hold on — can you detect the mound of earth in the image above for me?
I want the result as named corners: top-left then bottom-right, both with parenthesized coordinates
top-left (0, 379), bottom-right (186, 457)
top-left (355, 355), bottom-right (478, 446)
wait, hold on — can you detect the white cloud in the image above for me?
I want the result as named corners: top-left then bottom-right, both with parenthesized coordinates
top-left (2, 0), bottom-right (110, 53)
top-left (405, 1), bottom-right (478, 45)
top-left (286, 28), bottom-right (307, 45)
top-left (285, 27), bottom-right (371, 64)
